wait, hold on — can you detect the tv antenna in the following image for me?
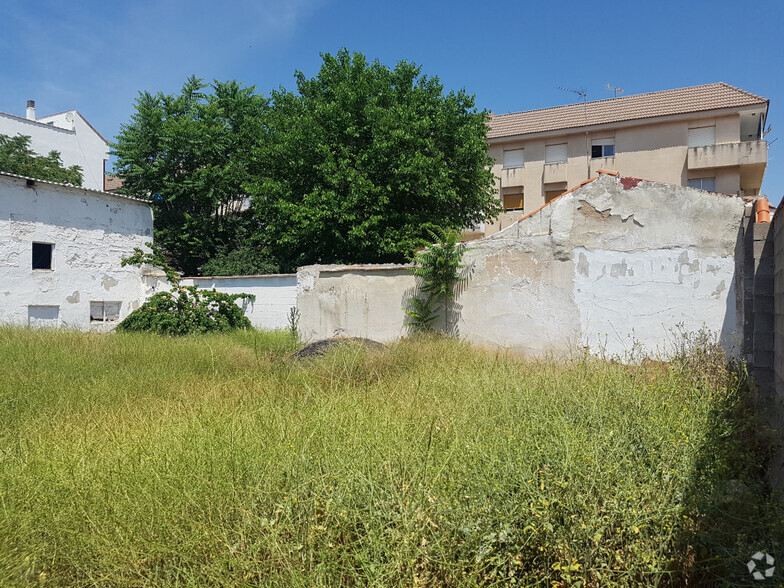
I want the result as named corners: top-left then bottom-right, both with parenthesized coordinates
top-left (607, 83), bottom-right (624, 97)
top-left (559, 87), bottom-right (590, 179)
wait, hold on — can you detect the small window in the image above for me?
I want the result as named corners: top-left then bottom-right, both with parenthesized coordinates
top-left (688, 126), bottom-right (716, 148)
top-left (687, 177), bottom-right (716, 192)
top-left (503, 149), bottom-right (525, 169)
top-left (591, 138), bottom-right (614, 158)
top-left (28, 305), bottom-right (59, 328)
top-left (545, 143), bottom-right (568, 164)
top-left (32, 242), bottom-right (53, 270)
top-left (502, 188), bottom-right (524, 211)
top-left (90, 301), bottom-right (122, 322)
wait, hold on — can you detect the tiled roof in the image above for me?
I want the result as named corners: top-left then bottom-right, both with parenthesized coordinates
top-left (488, 83), bottom-right (768, 140)
top-left (0, 171), bottom-right (149, 205)
top-left (104, 174), bottom-right (125, 192)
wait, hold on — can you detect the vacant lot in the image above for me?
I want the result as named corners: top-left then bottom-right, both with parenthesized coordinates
top-left (0, 328), bottom-right (780, 586)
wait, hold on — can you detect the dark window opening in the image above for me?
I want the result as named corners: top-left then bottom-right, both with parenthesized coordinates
top-left (32, 242), bottom-right (53, 270)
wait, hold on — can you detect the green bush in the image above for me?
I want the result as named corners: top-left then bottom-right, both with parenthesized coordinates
top-left (116, 286), bottom-right (254, 335)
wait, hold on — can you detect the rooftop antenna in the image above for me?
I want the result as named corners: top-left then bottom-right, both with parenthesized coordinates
top-left (607, 83), bottom-right (624, 97)
top-left (559, 87), bottom-right (590, 179)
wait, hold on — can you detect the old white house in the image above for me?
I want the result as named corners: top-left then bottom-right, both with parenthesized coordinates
top-left (0, 172), bottom-right (156, 330)
top-left (0, 100), bottom-right (109, 191)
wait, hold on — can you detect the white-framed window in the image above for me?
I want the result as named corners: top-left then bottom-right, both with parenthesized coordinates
top-left (90, 301), bottom-right (122, 322)
top-left (687, 177), bottom-right (716, 191)
top-left (32, 242), bottom-right (53, 270)
top-left (591, 138), bottom-right (615, 158)
top-left (545, 143), bottom-right (568, 164)
top-left (503, 149), bottom-right (525, 169)
top-left (688, 126), bottom-right (716, 148)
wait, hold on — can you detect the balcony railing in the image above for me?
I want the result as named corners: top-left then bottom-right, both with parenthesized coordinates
top-left (500, 166), bottom-right (524, 187)
top-left (688, 140), bottom-right (767, 170)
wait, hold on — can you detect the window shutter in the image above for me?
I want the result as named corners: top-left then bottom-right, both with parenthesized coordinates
top-left (503, 149), bottom-right (524, 168)
top-left (688, 126), bottom-right (716, 147)
top-left (545, 143), bottom-right (568, 164)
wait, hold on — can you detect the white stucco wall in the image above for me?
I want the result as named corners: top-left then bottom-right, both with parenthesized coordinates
top-left (0, 173), bottom-right (154, 330)
top-left (0, 109), bottom-right (109, 191)
top-left (298, 174), bottom-right (747, 358)
top-left (180, 274), bottom-right (297, 330)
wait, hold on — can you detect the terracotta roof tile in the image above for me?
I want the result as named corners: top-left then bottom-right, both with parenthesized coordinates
top-left (489, 83), bottom-right (768, 140)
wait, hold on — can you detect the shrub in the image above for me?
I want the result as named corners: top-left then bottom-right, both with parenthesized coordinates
top-left (116, 287), bottom-right (254, 335)
top-left (118, 243), bottom-right (255, 335)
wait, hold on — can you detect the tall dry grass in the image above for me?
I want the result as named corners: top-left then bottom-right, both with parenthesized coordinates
top-left (0, 328), bottom-right (779, 586)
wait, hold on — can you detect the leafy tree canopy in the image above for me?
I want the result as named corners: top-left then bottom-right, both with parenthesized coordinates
top-left (254, 49), bottom-right (499, 271)
top-left (113, 51), bottom-right (499, 275)
top-left (0, 133), bottom-right (83, 185)
top-left (112, 77), bottom-right (269, 276)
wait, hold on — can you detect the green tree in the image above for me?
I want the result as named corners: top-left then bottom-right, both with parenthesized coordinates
top-left (253, 49), bottom-right (499, 271)
top-left (112, 77), bottom-right (269, 276)
top-left (0, 133), bottom-right (83, 185)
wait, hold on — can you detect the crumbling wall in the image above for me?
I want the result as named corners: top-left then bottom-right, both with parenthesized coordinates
top-left (297, 174), bottom-right (748, 357)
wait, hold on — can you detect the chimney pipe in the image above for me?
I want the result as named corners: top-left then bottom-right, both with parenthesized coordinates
top-left (26, 100), bottom-right (35, 121)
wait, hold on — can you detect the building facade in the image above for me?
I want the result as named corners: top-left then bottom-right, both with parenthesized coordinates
top-left (0, 101), bottom-right (109, 192)
top-left (486, 83), bottom-right (768, 235)
top-left (0, 172), bottom-right (157, 330)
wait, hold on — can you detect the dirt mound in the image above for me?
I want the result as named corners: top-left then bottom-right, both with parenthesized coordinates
top-left (292, 337), bottom-right (385, 359)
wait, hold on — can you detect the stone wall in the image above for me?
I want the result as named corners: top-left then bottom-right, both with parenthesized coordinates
top-left (298, 174), bottom-right (749, 357)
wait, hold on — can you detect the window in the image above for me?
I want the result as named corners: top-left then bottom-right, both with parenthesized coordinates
top-left (688, 126), bottom-right (716, 147)
top-left (687, 177), bottom-right (716, 191)
top-left (545, 143), bottom-right (568, 164)
top-left (90, 301), bottom-right (122, 322)
top-left (28, 306), bottom-right (59, 328)
top-left (503, 149), bottom-right (524, 169)
top-left (32, 242), bottom-right (53, 270)
top-left (591, 138), bottom-right (615, 158)
top-left (502, 188), bottom-right (524, 211)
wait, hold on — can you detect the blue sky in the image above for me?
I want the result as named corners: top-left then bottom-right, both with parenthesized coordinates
top-left (2, 0), bottom-right (783, 201)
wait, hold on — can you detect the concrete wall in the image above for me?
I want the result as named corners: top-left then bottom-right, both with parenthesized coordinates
top-left (486, 110), bottom-right (764, 236)
top-left (0, 173), bottom-right (154, 330)
top-left (180, 274), bottom-right (297, 330)
top-left (299, 174), bottom-right (748, 357)
top-left (0, 109), bottom-right (109, 191)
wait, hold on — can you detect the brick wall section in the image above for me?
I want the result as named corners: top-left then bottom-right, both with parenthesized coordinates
top-left (773, 206), bottom-right (784, 400)
top-left (751, 216), bottom-right (775, 398)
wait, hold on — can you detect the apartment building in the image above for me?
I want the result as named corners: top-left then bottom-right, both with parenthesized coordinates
top-left (0, 100), bottom-right (109, 192)
top-left (486, 83), bottom-right (769, 235)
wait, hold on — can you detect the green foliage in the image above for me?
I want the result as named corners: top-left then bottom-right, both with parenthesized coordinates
top-left (116, 287), bottom-right (254, 335)
top-left (287, 306), bottom-right (300, 341)
top-left (121, 243), bottom-right (180, 285)
top-left (112, 77), bottom-right (269, 276)
top-left (113, 52), bottom-right (499, 275)
top-left (255, 49), bottom-right (499, 271)
top-left (0, 331), bottom-right (779, 585)
top-left (199, 246), bottom-right (279, 276)
top-left (0, 133), bottom-right (83, 185)
top-left (119, 242), bottom-right (255, 335)
top-left (405, 227), bottom-right (469, 333)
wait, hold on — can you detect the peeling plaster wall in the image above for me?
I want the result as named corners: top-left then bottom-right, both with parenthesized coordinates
top-left (0, 175), bottom-right (155, 330)
top-left (298, 175), bottom-right (747, 357)
top-left (180, 275), bottom-right (297, 330)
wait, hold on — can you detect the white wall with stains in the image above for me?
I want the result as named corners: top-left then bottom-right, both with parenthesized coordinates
top-left (0, 173), bottom-right (155, 330)
top-left (298, 174), bottom-right (748, 358)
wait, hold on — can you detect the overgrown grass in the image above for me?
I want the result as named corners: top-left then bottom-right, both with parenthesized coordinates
top-left (0, 328), bottom-right (780, 586)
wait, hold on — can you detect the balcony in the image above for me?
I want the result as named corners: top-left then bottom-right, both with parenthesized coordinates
top-left (543, 162), bottom-right (567, 183)
top-left (500, 166), bottom-right (524, 188)
top-left (688, 140), bottom-right (767, 170)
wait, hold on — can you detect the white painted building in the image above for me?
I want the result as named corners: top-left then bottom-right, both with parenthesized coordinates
top-left (0, 172), bottom-right (157, 330)
top-left (0, 101), bottom-right (109, 191)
